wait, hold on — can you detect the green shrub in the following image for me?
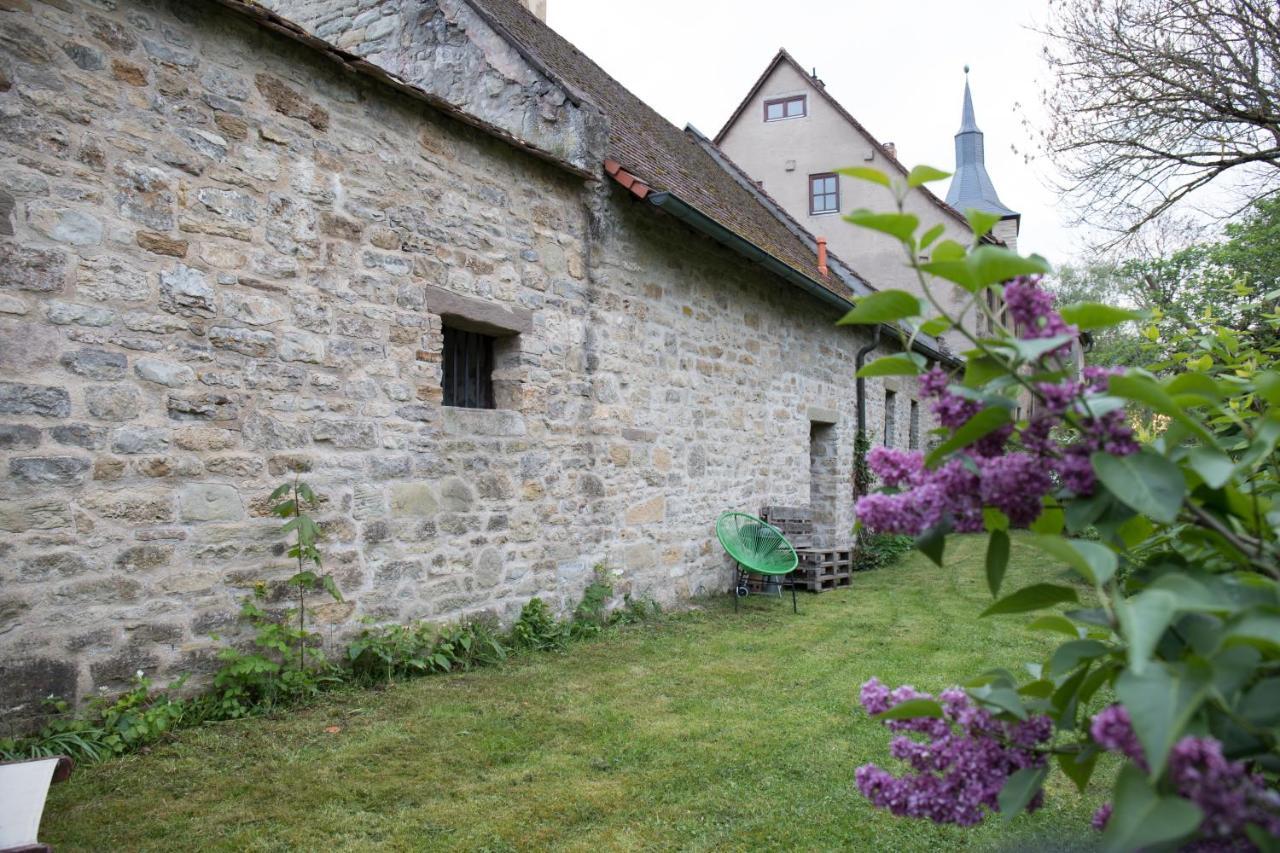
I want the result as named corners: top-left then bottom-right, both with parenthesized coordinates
top-left (854, 532), bottom-right (915, 572)
top-left (510, 597), bottom-right (568, 651)
top-left (0, 674), bottom-right (188, 764)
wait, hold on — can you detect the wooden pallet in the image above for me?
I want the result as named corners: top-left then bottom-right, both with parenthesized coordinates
top-left (760, 505), bottom-right (814, 549)
top-left (788, 547), bottom-right (854, 592)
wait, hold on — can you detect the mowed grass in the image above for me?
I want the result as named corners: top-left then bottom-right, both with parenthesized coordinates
top-left (45, 536), bottom-right (1105, 851)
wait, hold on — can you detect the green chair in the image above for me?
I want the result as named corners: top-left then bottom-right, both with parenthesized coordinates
top-left (716, 511), bottom-right (799, 613)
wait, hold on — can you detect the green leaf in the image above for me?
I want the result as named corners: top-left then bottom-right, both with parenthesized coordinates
top-left (1241, 678), bottom-right (1280, 726)
top-left (969, 683), bottom-right (1027, 719)
top-left (918, 316), bottom-right (952, 336)
top-left (1255, 370), bottom-right (1280, 406)
top-left (1092, 449), bottom-right (1186, 524)
top-left (1056, 747), bottom-right (1099, 794)
top-left (965, 209), bottom-right (1002, 239)
top-left (1100, 764), bottom-right (1202, 852)
top-left (844, 209), bottom-right (919, 245)
top-left (1186, 447), bottom-right (1234, 489)
top-left (919, 223), bottom-right (946, 249)
top-left (982, 507), bottom-right (1010, 532)
top-left (1116, 663), bottom-right (1210, 778)
top-left (836, 166), bottom-right (891, 188)
top-left (1027, 614), bottom-right (1080, 637)
top-left (968, 246), bottom-right (1051, 289)
top-left (1058, 302), bottom-right (1145, 331)
top-left (837, 290), bottom-right (924, 325)
top-left (963, 355), bottom-right (1006, 388)
top-left (985, 530), bottom-right (1010, 597)
top-left (981, 583), bottom-right (1079, 617)
top-left (1116, 589), bottom-right (1176, 676)
top-left (931, 239), bottom-right (967, 262)
top-left (856, 355), bottom-right (922, 378)
top-left (907, 164), bottom-right (951, 187)
top-left (997, 765), bottom-right (1048, 821)
top-left (1108, 374), bottom-right (1217, 446)
top-left (915, 520), bottom-right (949, 567)
top-left (1028, 535), bottom-right (1117, 586)
top-left (872, 698), bottom-right (944, 721)
top-left (321, 574), bottom-right (343, 602)
top-left (925, 406), bottom-right (1010, 466)
top-left (1049, 639), bottom-right (1109, 679)
top-left (1029, 503), bottom-right (1065, 535)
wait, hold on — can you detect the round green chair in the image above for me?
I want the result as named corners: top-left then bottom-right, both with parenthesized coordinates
top-left (715, 511), bottom-right (799, 613)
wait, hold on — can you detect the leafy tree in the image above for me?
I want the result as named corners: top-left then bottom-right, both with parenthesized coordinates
top-left (1051, 195), bottom-right (1280, 369)
top-left (1041, 0), bottom-right (1280, 235)
top-left (838, 165), bottom-right (1280, 850)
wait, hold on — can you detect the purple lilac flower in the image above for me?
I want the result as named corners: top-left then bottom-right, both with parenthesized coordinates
top-left (1089, 708), bottom-right (1280, 847)
top-left (866, 446), bottom-right (924, 488)
top-left (855, 678), bottom-right (1052, 827)
top-left (1004, 276), bottom-right (1078, 358)
top-left (977, 453), bottom-right (1054, 527)
top-left (855, 282), bottom-right (1142, 532)
top-left (1090, 704), bottom-right (1146, 768)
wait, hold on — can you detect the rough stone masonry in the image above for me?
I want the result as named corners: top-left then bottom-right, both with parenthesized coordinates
top-left (0, 0), bottom-right (925, 719)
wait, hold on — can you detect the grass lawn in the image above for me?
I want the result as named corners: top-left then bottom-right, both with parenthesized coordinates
top-left (44, 535), bottom-right (1106, 851)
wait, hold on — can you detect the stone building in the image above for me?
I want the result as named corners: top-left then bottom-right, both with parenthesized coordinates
top-left (0, 0), bottom-right (951, 717)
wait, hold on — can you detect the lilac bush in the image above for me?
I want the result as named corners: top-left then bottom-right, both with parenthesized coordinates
top-left (837, 165), bottom-right (1280, 852)
top-left (1088, 706), bottom-right (1280, 849)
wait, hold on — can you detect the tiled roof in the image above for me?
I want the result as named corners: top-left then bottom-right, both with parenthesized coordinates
top-left (463, 0), bottom-right (857, 302)
top-left (715, 48), bottom-right (973, 232)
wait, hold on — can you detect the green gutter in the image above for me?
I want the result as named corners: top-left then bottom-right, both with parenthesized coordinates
top-left (645, 191), bottom-right (957, 367)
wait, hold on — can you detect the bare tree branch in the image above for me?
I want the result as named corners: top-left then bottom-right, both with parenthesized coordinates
top-left (1039, 0), bottom-right (1280, 240)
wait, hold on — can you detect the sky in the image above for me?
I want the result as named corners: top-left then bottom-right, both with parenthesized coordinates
top-left (546, 0), bottom-right (1094, 265)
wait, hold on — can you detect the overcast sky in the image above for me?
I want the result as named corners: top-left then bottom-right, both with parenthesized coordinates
top-left (547, 0), bottom-right (1093, 265)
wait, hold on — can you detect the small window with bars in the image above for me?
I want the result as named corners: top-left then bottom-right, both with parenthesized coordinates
top-left (442, 325), bottom-right (495, 409)
top-left (809, 173), bottom-right (839, 215)
top-left (764, 95), bottom-right (806, 121)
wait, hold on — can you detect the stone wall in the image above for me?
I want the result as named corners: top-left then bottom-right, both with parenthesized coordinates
top-left (0, 0), bottom-right (927, 720)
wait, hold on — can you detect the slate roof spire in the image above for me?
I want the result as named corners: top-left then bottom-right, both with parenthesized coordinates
top-left (945, 67), bottom-right (1016, 217)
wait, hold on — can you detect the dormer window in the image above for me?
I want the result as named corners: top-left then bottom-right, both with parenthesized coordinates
top-left (764, 95), bottom-right (806, 122)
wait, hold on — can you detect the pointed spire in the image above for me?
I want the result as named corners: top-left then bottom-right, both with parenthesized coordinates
top-left (958, 66), bottom-right (979, 134)
top-left (945, 66), bottom-right (1017, 218)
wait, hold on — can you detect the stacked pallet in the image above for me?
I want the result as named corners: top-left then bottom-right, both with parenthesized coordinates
top-left (759, 505), bottom-right (813, 549)
top-left (791, 547), bottom-right (854, 592)
top-left (759, 505), bottom-right (853, 593)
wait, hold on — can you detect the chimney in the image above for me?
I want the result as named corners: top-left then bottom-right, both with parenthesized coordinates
top-left (883, 142), bottom-right (897, 160)
top-left (522, 0), bottom-right (547, 20)
top-left (817, 237), bottom-right (829, 277)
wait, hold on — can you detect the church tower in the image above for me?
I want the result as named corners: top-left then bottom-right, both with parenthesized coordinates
top-left (945, 68), bottom-right (1020, 252)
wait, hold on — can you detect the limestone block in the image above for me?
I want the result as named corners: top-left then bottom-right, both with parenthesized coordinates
top-left (0, 241), bottom-right (67, 292)
top-left (59, 348), bottom-right (127, 380)
top-left (179, 483), bottom-right (244, 522)
top-left (625, 495), bottom-right (665, 525)
top-left (135, 358), bottom-right (195, 387)
top-left (85, 384), bottom-right (144, 421)
top-left (1, 379), bottom-right (73, 420)
top-left (0, 424), bottom-right (40, 450)
top-left (9, 455), bottom-right (91, 485)
top-left (389, 483), bottom-right (438, 518)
